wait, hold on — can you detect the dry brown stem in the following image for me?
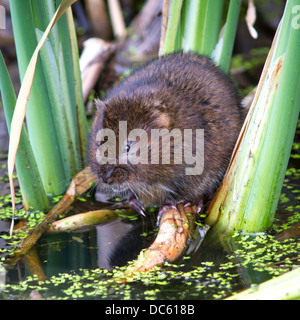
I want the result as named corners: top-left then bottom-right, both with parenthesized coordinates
top-left (159, 0), bottom-right (170, 56)
top-left (7, 167), bottom-right (96, 267)
top-left (48, 208), bottom-right (136, 233)
top-left (84, 0), bottom-right (112, 39)
top-left (80, 38), bottom-right (116, 102)
top-left (133, 203), bottom-right (197, 272)
top-left (107, 0), bottom-right (127, 38)
top-left (24, 246), bottom-right (47, 281)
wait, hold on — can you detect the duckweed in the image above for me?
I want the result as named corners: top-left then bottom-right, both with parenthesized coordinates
top-left (3, 231), bottom-right (297, 301)
top-left (0, 148), bottom-right (299, 300)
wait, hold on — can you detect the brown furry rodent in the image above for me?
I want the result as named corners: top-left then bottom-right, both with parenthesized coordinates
top-left (89, 52), bottom-right (244, 219)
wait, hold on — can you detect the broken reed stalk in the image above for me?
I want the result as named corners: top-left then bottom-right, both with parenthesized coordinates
top-left (48, 208), bottom-right (135, 233)
top-left (6, 167), bottom-right (96, 267)
top-left (132, 204), bottom-right (198, 272)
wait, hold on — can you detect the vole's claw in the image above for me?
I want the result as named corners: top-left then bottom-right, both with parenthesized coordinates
top-left (196, 198), bottom-right (204, 213)
top-left (128, 194), bottom-right (146, 217)
top-left (182, 198), bottom-right (204, 213)
top-left (183, 202), bottom-right (192, 207)
top-left (157, 201), bottom-right (177, 226)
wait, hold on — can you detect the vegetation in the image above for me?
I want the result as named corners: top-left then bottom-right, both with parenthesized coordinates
top-left (161, 0), bottom-right (241, 73)
top-left (206, 0), bottom-right (300, 235)
top-left (0, 0), bottom-right (87, 220)
top-left (0, 0), bottom-right (299, 300)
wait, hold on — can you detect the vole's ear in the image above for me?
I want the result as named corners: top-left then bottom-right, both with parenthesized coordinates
top-left (95, 99), bottom-right (106, 123)
top-left (95, 99), bottom-right (106, 111)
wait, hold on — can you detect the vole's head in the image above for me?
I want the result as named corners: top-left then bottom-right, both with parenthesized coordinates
top-left (88, 96), bottom-right (183, 204)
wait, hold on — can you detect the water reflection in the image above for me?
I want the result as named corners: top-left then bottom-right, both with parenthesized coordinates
top-left (96, 219), bottom-right (134, 268)
top-left (34, 215), bottom-right (156, 277)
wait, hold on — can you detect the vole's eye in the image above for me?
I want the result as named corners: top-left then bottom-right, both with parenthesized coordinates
top-left (123, 144), bottom-right (131, 153)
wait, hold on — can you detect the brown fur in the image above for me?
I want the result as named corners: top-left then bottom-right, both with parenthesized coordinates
top-left (89, 52), bottom-right (245, 209)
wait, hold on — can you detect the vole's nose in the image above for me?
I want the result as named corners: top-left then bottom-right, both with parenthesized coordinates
top-left (102, 166), bottom-right (129, 184)
top-left (102, 167), bottom-right (114, 184)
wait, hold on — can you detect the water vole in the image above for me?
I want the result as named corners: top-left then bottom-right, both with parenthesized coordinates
top-left (89, 52), bottom-right (245, 218)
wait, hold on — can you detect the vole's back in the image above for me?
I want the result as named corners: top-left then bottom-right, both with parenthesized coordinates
top-left (89, 52), bottom-right (244, 211)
